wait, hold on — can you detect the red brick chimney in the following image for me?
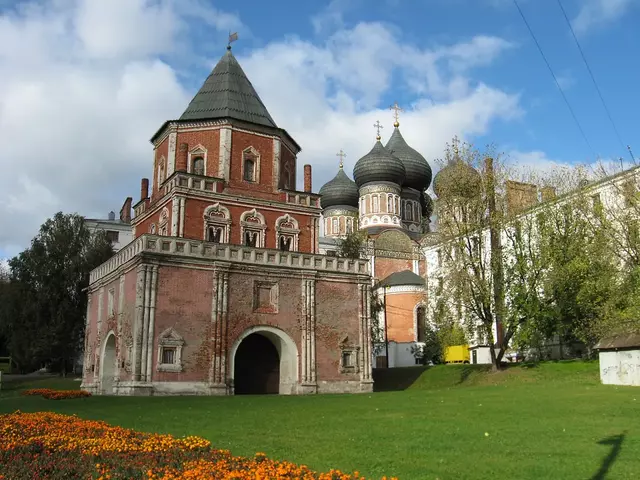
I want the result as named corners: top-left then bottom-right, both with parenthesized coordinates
top-left (140, 178), bottom-right (149, 200)
top-left (304, 164), bottom-right (312, 193)
top-left (177, 143), bottom-right (188, 172)
top-left (119, 197), bottom-right (133, 223)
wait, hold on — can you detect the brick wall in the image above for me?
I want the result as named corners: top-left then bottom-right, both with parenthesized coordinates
top-left (375, 257), bottom-right (413, 282)
top-left (385, 292), bottom-right (425, 343)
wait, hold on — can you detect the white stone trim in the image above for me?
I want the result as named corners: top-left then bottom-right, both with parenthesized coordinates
top-left (229, 325), bottom-right (300, 395)
top-left (375, 285), bottom-right (425, 295)
top-left (188, 144), bottom-right (208, 176)
top-left (166, 131), bottom-right (177, 176)
top-left (218, 128), bottom-right (232, 180)
top-left (242, 146), bottom-right (260, 183)
top-left (240, 208), bottom-right (267, 248)
top-left (203, 203), bottom-right (232, 243)
top-left (275, 214), bottom-right (300, 251)
top-left (156, 327), bottom-right (185, 373)
top-left (413, 302), bottom-right (427, 342)
top-left (273, 138), bottom-right (281, 190)
top-left (157, 156), bottom-right (166, 191)
top-left (100, 331), bottom-right (117, 394)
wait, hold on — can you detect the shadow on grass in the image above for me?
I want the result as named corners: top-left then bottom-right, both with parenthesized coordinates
top-left (591, 432), bottom-right (626, 480)
top-left (372, 367), bottom-right (427, 392)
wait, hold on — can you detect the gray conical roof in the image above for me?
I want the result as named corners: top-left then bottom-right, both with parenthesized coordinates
top-left (353, 140), bottom-right (406, 188)
top-left (433, 158), bottom-right (481, 199)
top-left (319, 166), bottom-right (359, 209)
top-left (179, 47), bottom-right (277, 128)
top-left (386, 127), bottom-right (432, 191)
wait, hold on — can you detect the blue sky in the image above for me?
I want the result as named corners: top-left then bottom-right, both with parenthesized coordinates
top-left (0, 0), bottom-right (637, 262)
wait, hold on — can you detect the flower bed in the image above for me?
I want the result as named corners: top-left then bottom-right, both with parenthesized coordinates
top-left (22, 388), bottom-right (92, 400)
top-left (0, 412), bottom-right (396, 479)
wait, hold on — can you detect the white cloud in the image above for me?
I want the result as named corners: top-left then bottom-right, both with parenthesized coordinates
top-left (573, 0), bottom-right (635, 34)
top-left (0, 0), bottom-right (528, 258)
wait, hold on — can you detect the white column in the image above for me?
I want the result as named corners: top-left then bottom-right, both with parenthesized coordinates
top-left (272, 138), bottom-right (281, 190)
top-left (218, 128), bottom-right (232, 180)
top-left (167, 131), bottom-right (177, 177)
top-left (133, 265), bottom-right (147, 381)
top-left (145, 266), bottom-right (158, 382)
top-left (179, 197), bottom-right (186, 237)
top-left (171, 197), bottom-right (179, 236)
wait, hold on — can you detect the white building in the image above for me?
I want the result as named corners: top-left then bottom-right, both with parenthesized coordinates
top-left (595, 334), bottom-right (640, 386)
top-left (84, 199), bottom-right (134, 252)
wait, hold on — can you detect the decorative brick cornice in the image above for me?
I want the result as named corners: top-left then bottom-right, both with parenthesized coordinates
top-left (90, 234), bottom-right (370, 285)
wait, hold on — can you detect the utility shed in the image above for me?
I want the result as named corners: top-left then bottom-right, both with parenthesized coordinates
top-left (594, 333), bottom-right (640, 387)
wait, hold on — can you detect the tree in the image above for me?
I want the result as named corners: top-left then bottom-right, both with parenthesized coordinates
top-left (0, 212), bottom-right (113, 374)
top-left (433, 139), bottom-right (512, 370)
top-left (335, 229), bottom-right (388, 358)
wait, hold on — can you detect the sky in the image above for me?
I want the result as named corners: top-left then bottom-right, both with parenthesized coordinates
top-left (0, 0), bottom-right (638, 262)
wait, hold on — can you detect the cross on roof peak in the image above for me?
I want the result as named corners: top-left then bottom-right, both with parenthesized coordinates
top-left (336, 149), bottom-right (347, 169)
top-left (389, 102), bottom-right (403, 127)
top-left (373, 120), bottom-right (384, 141)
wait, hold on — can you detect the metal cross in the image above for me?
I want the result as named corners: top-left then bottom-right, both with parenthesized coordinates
top-left (336, 149), bottom-right (347, 169)
top-left (389, 102), bottom-right (404, 127)
top-left (373, 120), bottom-right (384, 140)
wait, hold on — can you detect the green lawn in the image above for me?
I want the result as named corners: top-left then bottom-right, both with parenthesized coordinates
top-left (1, 361), bottom-right (638, 479)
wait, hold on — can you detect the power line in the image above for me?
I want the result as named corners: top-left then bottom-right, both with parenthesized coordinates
top-left (512, 0), bottom-right (596, 159)
top-left (555, 0), bottom-right (633, 163)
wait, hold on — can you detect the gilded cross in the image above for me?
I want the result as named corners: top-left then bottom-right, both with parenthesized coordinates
top-left (336, 149), bottom-right (347, 169)
top-left (389, 102), bottom-right (403, 127)
top-left (373, 120), bottom-right (384, 140)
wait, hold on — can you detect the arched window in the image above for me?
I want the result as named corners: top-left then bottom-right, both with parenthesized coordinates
top-left (275, 214), bottom-right (300, 251)
top-left (203, 203), bottom-right (231, 244)
top-left (240, 208), bottom-right (266, 248)
top-left (416, 306), bottom-right (427, 342)
top-left (193, 157), bottom-right (205, 176)
top-left (387, 195), bottom-right (393, 213)
top-left (243, 148), bottom-right (259, 183)
top-left (332, 218), bottom-right (338, 234)
top-left (346, 217), bottom-right (353, 233)
top-left (372, 195), bottom-right (379, 213)
top-left (157, 157), bottom-right (166, 189)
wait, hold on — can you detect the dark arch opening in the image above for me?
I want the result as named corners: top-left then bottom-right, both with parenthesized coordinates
top-left (234, 333), bottom-right (280, 395)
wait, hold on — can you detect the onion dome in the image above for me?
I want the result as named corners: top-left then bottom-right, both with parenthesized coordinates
top-left (433, 158), bottom-right (482, 199)
top-left (319, 166), bottom-right (359, 209)
top-left (386, 127), bottom-right (432, 191)
top-left (353, 140), bottom-right (406, 188)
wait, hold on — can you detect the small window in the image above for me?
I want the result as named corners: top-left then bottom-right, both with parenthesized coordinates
top-left (342, 351), bottom-right (353, 368)
top-left (372, 196), bottom-right (379, 213)
top-left (244, 230), bottom-right (258, 247)
top-left (279, 235), bottom-right (293, 251)
top-left (243, 153), bottom-right (257, 182)
top-left (161, 347), bottom-right (176, 365)
top-left (193, 157), bottom-right (205, 176)
top-left (591, 193), bottom-right (602, 209)
top-left (387, 195), bottom-right (393, 213)
top-left (346, 218), bottom-right (353, 233)
top-left (416, 306), bottom-right (426, 342)
top-left (332, 218), bottom-right (339, 234)
top-left (207, 226), bottom-right (222, 243)
top-left (106, 230), bottom-right (119, 243)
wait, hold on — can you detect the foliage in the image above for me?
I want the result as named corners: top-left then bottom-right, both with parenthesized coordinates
top-left (334, 229), bottom-right (389, 358)
top-left (335, 229), bottom-right (367, 260)
top-left (0, 212), bottom-right (114, 374)
top-left (0, 412), bottom-right (385, 480)
top-left (21, 388), bottom-right (91, 400)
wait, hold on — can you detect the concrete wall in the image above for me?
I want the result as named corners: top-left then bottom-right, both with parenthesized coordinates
top-left (599, 350), bottom-right (640, 386)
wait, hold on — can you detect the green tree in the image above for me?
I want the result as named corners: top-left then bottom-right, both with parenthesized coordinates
top-left (0, 212), bottom-right (114, 374)
top-left (335, 229), bottom-right (388, 357)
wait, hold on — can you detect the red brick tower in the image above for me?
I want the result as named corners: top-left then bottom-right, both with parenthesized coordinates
top-left (132, 44), bottom-right (320, 253)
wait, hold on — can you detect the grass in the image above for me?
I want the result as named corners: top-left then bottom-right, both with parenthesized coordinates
top-left (1, 361), bottom-right (639, 479)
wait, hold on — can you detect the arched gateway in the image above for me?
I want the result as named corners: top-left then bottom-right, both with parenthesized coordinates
top-left (230, 326), bottom-right (299, 395)
top-left (100, 333), bottom-right (117, 395)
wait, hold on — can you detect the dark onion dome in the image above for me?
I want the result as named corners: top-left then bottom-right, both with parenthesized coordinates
top-left (421, 191), bottom-right (434, 216)
top-left (433, 158), bottom-right (482, 199)
top-left (353, 140), bottom-right (406, 188)
top-left (319, 166), bottom-right (359, 209)
top-left (385, 127), bottom-right (432, 191)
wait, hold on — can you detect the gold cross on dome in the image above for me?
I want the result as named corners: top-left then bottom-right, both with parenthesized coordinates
top-left (336, 149), bottom-right (347, 169)
top-left (373, 120), bottom-right (384, 140)
top-left (389, 101), bottom-right (404, 127)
